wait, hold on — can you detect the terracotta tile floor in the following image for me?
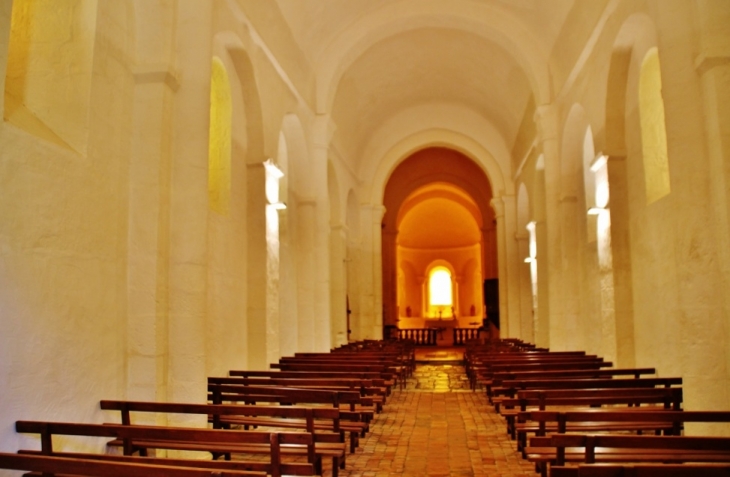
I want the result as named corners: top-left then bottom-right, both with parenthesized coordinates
top-left (335, 360), bottom-right (537, 477)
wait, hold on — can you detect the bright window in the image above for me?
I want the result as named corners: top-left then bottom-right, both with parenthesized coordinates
top-left (639, 47), bottom-right (671, 204)
top-left (429, 267), bottom-right (453, 306)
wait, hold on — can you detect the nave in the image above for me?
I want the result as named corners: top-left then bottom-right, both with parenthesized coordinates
top-left (337, 358), bottom-right (535, 477)
top-left (2, 339), bottom-right (730, 477)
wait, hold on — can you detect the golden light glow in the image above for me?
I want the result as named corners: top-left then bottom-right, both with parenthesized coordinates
top-left (209, 57), bottom-right (232, 215)
top-left (429, 267), bottom-right (453, 307)
top-left (639, 48), bottom-right (671, 205)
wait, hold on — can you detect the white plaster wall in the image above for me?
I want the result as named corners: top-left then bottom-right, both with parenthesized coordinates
top-left (0, 0), bottom-right (133, 455)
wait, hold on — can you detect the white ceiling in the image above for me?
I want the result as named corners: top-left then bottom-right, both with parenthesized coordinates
top-left (273, 0), bottom-right (576, 170)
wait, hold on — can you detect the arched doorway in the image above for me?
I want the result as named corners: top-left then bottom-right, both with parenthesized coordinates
top-left (381, 147), bottom-right (497, 344)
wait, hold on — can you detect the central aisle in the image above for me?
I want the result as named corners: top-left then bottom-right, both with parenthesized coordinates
top-left (339, 363), bottom-right (536, 477)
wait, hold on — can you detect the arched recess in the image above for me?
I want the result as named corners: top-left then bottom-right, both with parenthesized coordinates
top-left (205, 33), bottom-right (264, 372)
top-left (557, 104), bottom-right (590, 353)
top-left (382, 147), bottom-right (495, 340)
top-left (212, 33), bottom-right (267, 369)
top-left (603, 13), bottom-right (660, 369)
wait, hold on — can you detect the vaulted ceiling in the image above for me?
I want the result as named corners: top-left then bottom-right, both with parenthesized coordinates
top-left (274, 0), bottom-right (576, 174)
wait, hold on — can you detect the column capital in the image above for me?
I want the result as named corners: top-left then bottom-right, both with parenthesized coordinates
top-left (534, 104), bottom-right (560, 142)
top-left (490, 197), bottom-right (505, 219)
top-left (361, 203), bottom-right (387, 221)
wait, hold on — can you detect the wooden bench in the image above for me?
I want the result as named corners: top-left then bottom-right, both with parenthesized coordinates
top-left (551, 463), bottom-right (730, 477)
top-left (101, 399), bottom-right (350, 465)
top-left (479, 367), bottom-right (656, 394)
top-left (0, 452), bottom-right (268, 477)
top-left (525, 433), bottom-right (730, 477)
top-left (229, 370), bottom-right (395, 396)
top-left (209, 376), bottom-right (386, 412)
top-left (295, 351), bottom-right (414, 377)
top-left (16, 421), bottom-right (316, 477)
top-left (505, 387), bottom-right (684, 447)
top-left (272, 362), bottom-right (404, 390)
top-left (207, 384), bottom-right (371, 448)
top-left (492, 377), bottom-right (683, 408)
top-left (101, 399), bottom-right (358, 456)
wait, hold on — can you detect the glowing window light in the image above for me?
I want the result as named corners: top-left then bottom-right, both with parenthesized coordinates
top-left (639, 48), bottom-right (671, 204)
top-left (208, 57), bottom-right (232, 215)
top-left (429, 267), bottom-right (453, 306)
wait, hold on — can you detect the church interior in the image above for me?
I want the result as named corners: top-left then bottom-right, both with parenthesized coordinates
top-left (1, 0), bottom-right (730, 472)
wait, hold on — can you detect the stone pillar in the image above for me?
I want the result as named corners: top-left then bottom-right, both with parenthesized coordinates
top-left (533, 220), bottom-right (550, 347)
top-left (516, 231), bottom-right (534, 343)
top-left (278, 207), bottom-right (299, 355)
top-left (330, 224), bottom-right (349, 347)
top-left (489, 197), bottom-right (509, 337)
top-left (491, 195), bottom-right (521, 338)
top-left (167, 1), bottom-right (211, 409)
top-left (309, 115), bottom-right (333, 350)
top-left (126, 62), bottom-right (177, 403)
top-left (296, 199), bottom-right (316, 351)
top-left (381, 228), bottom-right (398, 328)
top-left (694, 0), bottom-right (730, 413)
top-left (360, 204), bottom-right (386, 339)
top-left (246, 162), bottom-right (268, 368)
top-left (606, 156), bottom-right (635, 367)
top-left (534, 104), bottom-right (564, 350)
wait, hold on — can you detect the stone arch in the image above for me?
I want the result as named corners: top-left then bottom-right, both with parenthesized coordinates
top-left (369, 128), bottom-right (506, 207)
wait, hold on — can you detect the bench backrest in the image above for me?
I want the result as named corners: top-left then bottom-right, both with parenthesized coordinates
top-left (0, 452), bottom-right (265, 477)
top-left (499, 377), bottom-right (683, 394)
top-left (100, 400), bottom-right (341, 432)
top-left (551, 433), bottom-right (730, 465)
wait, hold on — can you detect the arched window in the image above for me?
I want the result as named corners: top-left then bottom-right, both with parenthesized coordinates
top-left (5, 0), bottom-right (98, 153)
top-left (639, 47), bottom-right (671, 204)
top-left (428, 266), bottom-right (453, 307)
top-left (208, 57), bottom-right (232, 215)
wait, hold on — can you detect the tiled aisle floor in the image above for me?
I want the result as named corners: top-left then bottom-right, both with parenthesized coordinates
top-left (338, 362), bottom-right (537, 477)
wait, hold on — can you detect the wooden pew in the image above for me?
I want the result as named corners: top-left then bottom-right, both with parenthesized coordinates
top-left (101, 399), bottom-right (357, 456)
top-left (504, 387), bottom-right (684, 446)
top-left (272, 361), bottom-right (404, 390)
top-left (525, 434), bottom-right (730, 477)
top-left (101, 399), bottom-right (349, 461)
top-left (0, 452), bottom-right (268, 477)
top-left (16, 421), bottom-right (316, 477)
top-left (492, 377), bottom-right (683, 408)
top-left (480, 367), bottom-right (656, 394)
top-left (229, 370), bottom-right (395, 396)
top-left (207, 384), bottom-right (371, 447)
top-left (551, 463), bottom-right (730, 477)
top-left (209, 375), bottom-right (386, 412)
top-left (474, 359), bottom-right (613, 398)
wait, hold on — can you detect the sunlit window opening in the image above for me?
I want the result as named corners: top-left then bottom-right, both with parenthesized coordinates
top-left (4, 0), bottom-right (98, 152)
top-left (639, 47), bottom-right (671, 205)
top-left (429, 267), bottom-right (453, 307)
top-left (208, 57), bottom-right (232, 215)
